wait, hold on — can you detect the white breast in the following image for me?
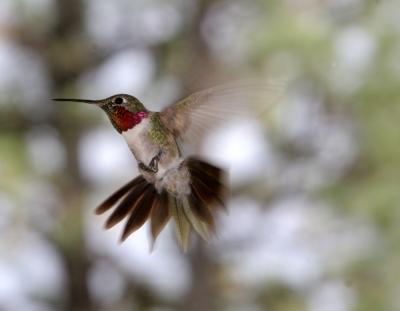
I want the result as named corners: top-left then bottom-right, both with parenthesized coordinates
top-left (122, 118), bottom-right (156, 164)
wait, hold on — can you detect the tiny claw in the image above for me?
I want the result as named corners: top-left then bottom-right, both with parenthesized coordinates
top-left (149, 149), bottom-right (165, 172)
top-left (138, 149), bottom-right (164, 173)
top-left (138, 162), bottom-right (149, 171)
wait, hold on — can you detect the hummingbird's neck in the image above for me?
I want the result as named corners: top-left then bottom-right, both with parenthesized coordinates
top-left (109, 107), bottom-right (149, 133)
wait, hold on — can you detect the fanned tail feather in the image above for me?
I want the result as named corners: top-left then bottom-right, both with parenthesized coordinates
top-left (95, 176), bottom-right (144, 215)
top-left (95, 157), bottom-right (226, 251)
top-left (149, 191), bottom-right (170, 243)
top-left (169, 196), bottom-right (191, 252)
top-left (181, 157), bottom-right (227, 242)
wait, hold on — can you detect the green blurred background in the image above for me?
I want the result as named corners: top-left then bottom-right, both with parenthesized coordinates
top-left (0, 0), bottom-right (399, 310)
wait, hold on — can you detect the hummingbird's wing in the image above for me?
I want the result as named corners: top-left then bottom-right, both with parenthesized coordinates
top-left (159, 79), bottom-right (286, 145)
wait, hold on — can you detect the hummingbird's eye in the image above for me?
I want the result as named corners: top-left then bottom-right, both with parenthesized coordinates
top-left (114, 97), bottom-right (123, 105)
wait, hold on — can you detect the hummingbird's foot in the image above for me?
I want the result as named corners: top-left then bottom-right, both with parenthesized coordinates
top-left (139, 149), bottom-right (164, 173)
top-left (138, 161), bottom-right (157, 173)
top-left (148, 149), bottom-right (164, 172)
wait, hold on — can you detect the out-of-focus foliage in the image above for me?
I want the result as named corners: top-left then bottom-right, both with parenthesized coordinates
top-left (0, 0), bottom-right (399, 311)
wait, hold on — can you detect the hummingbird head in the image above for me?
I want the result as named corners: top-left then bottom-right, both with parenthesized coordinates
top-left (54, 94), bottom-right (149, 133)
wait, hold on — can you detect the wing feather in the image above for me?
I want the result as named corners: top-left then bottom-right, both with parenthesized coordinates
top-left (159, 79), bottom-right (286, 144)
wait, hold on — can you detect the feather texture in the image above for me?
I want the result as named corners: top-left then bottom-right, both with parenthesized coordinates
top-left (105, 178), bottom-right (149, 229)
top-left (170, 196), bottom-right (191, 252)
top-left (94, 158), bottom-right (226, 251)
top-left (120, 186), bottom-right (156, 241)
top-left (182, 196), bottom-right (210, 241)
top-left (150, 191), bottom-right (170, 243)
top-left (188, 191), bottom-right (215, 229)
top-left (188, 157), bottom-right (227, 210)
top-left (95, 176), bottom-right (144, 215)
top-left (160, 79), bottom-right (286, 145)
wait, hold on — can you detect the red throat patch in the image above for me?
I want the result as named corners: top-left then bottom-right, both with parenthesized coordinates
top-left (111, 107), bottom-right (149, 132)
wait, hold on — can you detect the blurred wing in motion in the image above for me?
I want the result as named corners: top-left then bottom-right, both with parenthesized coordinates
top-left (159, 79), bottom-right (286, 145)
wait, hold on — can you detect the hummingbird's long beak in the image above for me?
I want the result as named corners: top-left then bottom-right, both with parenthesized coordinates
top-left (53, 98), bottom-right (101, 105)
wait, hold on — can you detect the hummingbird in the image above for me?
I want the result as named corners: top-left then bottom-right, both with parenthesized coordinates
top-left (54, 81), bottom-right (283, 251)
